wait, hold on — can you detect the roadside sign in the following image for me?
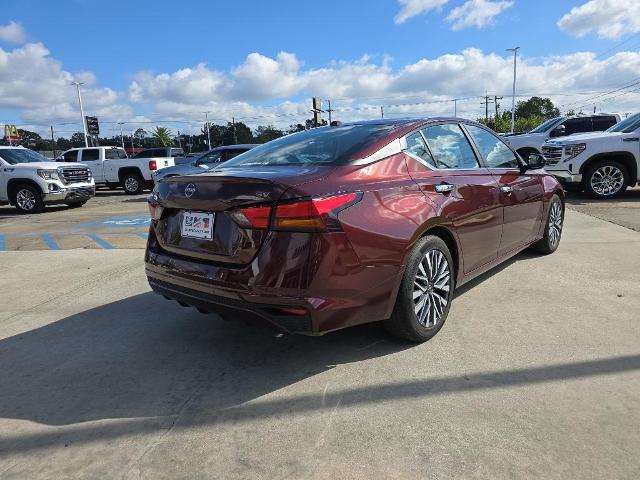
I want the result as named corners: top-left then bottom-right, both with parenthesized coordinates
top-left (3, 124), bottom-right (20, 143)
top-left (85, 116), bottom-right (100, 135)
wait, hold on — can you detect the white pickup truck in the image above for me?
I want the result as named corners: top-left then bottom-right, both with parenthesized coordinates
top-left (56, 146), bottom-right (174, 194)
top-left (503, 113), bottom-right (620, 158)
top-left (542, 112), bottom-right (640, 199)
top-left (0, 146), bottom-right (95, 213)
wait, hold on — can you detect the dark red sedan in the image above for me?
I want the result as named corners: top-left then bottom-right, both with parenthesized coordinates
top-left (146, 118), bottom-right (564, 342)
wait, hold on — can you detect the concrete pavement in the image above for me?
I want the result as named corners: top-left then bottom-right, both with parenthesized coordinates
top-left (0, 209), bottom-right (639, 479)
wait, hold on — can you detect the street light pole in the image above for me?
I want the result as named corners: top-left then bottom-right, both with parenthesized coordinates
top-left (506, 47), bottom-right (520, 134)
top-left (71, 81), bottom-right (89, 147)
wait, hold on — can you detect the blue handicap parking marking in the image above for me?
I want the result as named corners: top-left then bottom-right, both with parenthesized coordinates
top-left (78, 215), bottom-right (150, 229)
top-left (136, 232), bottom-right (149, 239)
top-left (88, 233), bottom-right (114, 249)
top-left (41, 234), bottom-right (60, 250)
top-left (0, 234), bottom-right (5, 251)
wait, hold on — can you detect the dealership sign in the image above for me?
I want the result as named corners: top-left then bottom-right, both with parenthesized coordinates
top-left (85, 116), bottom-right (100, 136)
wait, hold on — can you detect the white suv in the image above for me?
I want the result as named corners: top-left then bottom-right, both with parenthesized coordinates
top-left (542, 113), bottom-right (640, 199)
top-left (0, 146), bottom-right (95, 213)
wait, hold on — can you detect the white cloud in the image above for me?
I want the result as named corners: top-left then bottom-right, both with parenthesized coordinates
top-left (394, 0), bottom-right (449, 24)
top-left (4, 38), bottom-right (640, 136)
top-left (558, 0), bottom-right (640, 39)
top-left (0, 21), bottom-right (26, 44)
top-left (0, 42), bottom-right (132, 131)
top-left (446, 0), bottom-right (514, 31)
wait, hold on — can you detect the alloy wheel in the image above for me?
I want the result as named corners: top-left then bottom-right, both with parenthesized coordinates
top-left (124, 177), bottom-right (139, 193)
top-left (16, 188), bottom-right (36, 211)
top-left (548, 200), bottom-right (563, 248)
top-left (413, 249), bottom-right (451, 327)
top-left (590, 165), bottom-right (624, 196)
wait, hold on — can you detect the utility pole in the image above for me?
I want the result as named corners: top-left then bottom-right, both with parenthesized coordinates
top-left (494, 96), bottom-right (503, 119)
top-left (203, 112), bottom-right (211, 149)
top-left (71, 81), bottom-right (89, 147)
top-left (326, 99), bottom-right (333, 125)
top-left (117, 122), bottom-right (125, 150)
top-left (380, 106), bottom-right (384, 118)
top-left (177, 130), bottom-right (182, 149)
top-left (232, 117), bottom-right (237, 144)
top-left (481, 95), bottom-right (495, 123)
top-left (506, 47), bottom-right (520, 133)
top-left (51, 126), bottom-right (56, 158)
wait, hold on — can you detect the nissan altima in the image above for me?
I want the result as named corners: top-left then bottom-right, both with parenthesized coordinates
top-left (145, 118), bottom-right (564, 342)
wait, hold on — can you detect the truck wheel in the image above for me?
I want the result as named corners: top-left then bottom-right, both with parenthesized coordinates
top-left (584, 160), bottom-right (628, 199)
top-left (122, 173), bottom-right (144, 195)
top-left (13, 184), bottom-right (45, 214)
top-left (66, 201), bottom-right (87, 208)
top-left (384, 235), bottom-right (454, 342)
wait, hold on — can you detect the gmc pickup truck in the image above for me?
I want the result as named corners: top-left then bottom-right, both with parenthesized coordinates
top-left (542, 112), bottom-right (640, 199)
top-left (0, 146), bottom-right (95, 213)
top-left (56, 146), bottom-right (174, 194)
top-left (503, 113), bottom-right (620, 158)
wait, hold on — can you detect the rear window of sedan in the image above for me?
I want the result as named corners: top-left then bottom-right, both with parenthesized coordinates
top-left (220, 124), bottom-right (398, 167)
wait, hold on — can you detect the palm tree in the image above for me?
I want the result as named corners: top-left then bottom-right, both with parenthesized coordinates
top-left (151, 126), bottom-right (173, 146)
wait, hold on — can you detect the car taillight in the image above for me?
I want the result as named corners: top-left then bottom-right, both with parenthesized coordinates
top-left (230, 205), bottom-right (272, 229)
top-left (149, 160), bottom-right (157, 171)
top-left (231, 192), bottom-right (360, 232)
top-left (147, 195), bottom-right (163, 220)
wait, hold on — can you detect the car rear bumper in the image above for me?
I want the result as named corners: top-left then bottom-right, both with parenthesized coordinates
top-left (144, 227), bottom-right (402, 335)
top-left (42, 185), bottom-right (96, 204)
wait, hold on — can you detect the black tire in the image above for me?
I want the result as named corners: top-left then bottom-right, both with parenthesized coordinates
top-left (530, 194), bottom-right (564, 255)
top-left (121, 172), bottom-right (144, 195)
top-left (12, 183), bottom-right (45, 214)
top-left (384, 235), bottom-right (455, 342)
top-left (66, 201), bottom-right (87, 208)
top-left (583, 160), bottom-right (628, 199)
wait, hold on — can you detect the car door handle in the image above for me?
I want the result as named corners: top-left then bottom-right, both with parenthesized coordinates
top-left (435, 184), bottom-right (455, 193)
top-left (623, 137), bottom-right (639, 142)
top-left (501, 186), bottom-right (513, 195)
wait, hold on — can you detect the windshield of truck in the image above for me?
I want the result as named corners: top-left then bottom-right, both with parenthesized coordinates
top-left (529, 117), bottom-right (564, 134)
top-left (0, 148), bottom-right (50, 165)
top-left (606, 113), bottom-right (640, 133)
top-left (220, 124), bottom-right (398, 167)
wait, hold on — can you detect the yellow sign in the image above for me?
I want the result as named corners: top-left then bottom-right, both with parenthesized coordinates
top-left (4, 124), bottom-right (20, 140)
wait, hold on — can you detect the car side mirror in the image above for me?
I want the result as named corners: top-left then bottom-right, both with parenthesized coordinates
top-left (524, 152), bottom-right (545, 171)
top-left (550, 125), bottom-right (566, 138)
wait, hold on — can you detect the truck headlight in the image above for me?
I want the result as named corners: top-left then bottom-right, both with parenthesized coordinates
top-left (37, 169), bottom-right (60, 180)
top-left (564, 143), bottom-right (586, 159)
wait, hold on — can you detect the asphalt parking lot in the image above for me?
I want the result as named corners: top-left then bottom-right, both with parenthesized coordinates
top-left (1, 188), bottom-right (639, 479)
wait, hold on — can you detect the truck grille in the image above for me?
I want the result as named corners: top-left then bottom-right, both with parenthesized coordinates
top-left (59, 167), bottom-right (90, 184)
top-left (541, 146), bottom-right (563, 165)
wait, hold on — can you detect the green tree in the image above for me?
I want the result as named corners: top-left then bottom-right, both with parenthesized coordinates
top-left (515, 97), bottom-right (560, 121)
top-left (70, 132), bottom-right (86, 147)
top-left (254, 125), bottom-right (284, 143)
top-left (151, 126), bottom-right (173, 146)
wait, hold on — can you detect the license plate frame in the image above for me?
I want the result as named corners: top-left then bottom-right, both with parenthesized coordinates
top-left (181, 211), bottom-right (215, 240)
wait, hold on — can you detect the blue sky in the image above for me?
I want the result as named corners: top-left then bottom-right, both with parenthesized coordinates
top-left (1, 0), bottom-right (640, 136)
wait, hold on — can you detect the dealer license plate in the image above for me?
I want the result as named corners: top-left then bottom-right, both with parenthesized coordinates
top-left (181, 211), bottom-right (215, 240)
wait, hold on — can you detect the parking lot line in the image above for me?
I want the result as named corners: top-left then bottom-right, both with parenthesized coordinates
top-left (87, 233), bottom-right (114, 249)
top-left (40, 234), bottom-right (60, 250)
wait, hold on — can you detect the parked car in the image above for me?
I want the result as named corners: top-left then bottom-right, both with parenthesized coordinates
top-left (56, 146), bottom-right (174, 194)
top-left (502, 114), bottom-right (620, 158)
top-left (542, 112), bottom-right (640, 198)
top-left (145, 118), bottom-right (564, 342)
top-left (0, 146), bottom-right (95, 213)
top-left (132, 147), bottom-right (185, 159)
top-left (152, 144), bottom-right (259, 183)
